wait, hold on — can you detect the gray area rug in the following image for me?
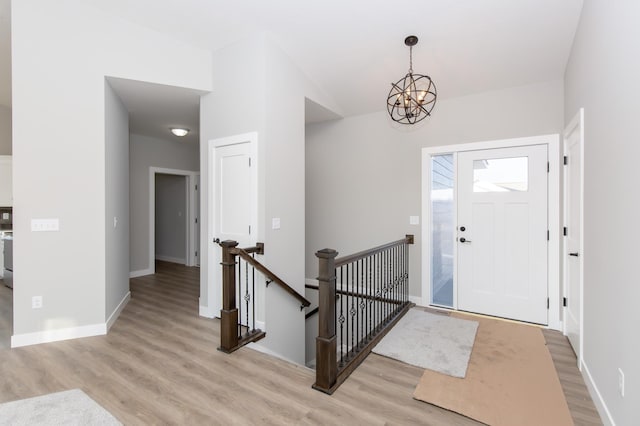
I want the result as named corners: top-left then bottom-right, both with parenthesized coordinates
top-left (0, 389), bottom-right (122, 426)
top-left (373, 309), bottom-right (479, 378)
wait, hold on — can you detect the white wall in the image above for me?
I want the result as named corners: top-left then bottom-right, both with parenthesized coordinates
top-left (104, 80), bottom-right (130, 321)
top-left (0, 105), bottom-right (10, 155)
top-left (200, 34), bottom-right (341, 364)
top-left (306, 80), bottom-right (564, 301)
top-left (155, 174), bottom-right (187, 264)
top-left (11, 0), bottom-right (211, 343)
top-left (129, 134), bottom-right (199, 274)
top-left (564, 2), bottom-right (640, 424)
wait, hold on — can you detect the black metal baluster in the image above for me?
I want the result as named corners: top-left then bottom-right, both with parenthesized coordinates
top-left (252, 253), bottom-right (256, 332)
top-left (350, 262), bottom-right (355, 358)
top-left (367, 255), bottom-right (372, 341)
top-left (245, 258), bottom-right (250, 336)
top-left (377, 251), bottom-right (381, 331)
top-left (358, 259), bottom-right (364, 348)
top-left (339, 265), bottom-right (344, 367)
top-left (237, 258), bottom-right (242, 338)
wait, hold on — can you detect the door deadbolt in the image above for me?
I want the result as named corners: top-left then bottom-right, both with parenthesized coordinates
top-left (460, 226), bottom-right (466, 232)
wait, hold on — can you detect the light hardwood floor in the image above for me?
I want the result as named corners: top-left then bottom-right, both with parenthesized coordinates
top-left (0, 278), bottom-right (12, 350)
top-left (0, 262), bottom-right (601, 425)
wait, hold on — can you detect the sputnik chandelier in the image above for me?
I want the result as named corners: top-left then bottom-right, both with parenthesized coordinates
top-left (386, 35), bottom-right (437, 125)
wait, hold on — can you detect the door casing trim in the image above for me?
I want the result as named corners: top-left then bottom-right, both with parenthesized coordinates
top-left (421, 134), bottom-right (561, 330)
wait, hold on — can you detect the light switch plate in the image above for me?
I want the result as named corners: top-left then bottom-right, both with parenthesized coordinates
top-left (272, 218), bottom-right (281, 230)
top-left (31, 218), bottom-right (60, 232)
top-left (409, 216), bottom-right (420, 225)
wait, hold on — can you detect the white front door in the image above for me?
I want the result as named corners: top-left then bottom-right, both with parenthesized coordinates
top-left (457, 145), bottom-right (548, 324)
top-left (564, 109), bottom-right (584, 363)
top-left (209, 134), bottom-right (257, 316)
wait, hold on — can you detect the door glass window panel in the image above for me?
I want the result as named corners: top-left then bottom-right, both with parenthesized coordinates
top-left (473, 157), bottom-right (528, 192)
top-left (431, 154), bottom-right (454, 307)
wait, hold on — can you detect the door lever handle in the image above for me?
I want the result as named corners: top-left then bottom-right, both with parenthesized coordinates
top-left (569, 252), bottom-right (579, 257)
top-left (459, 237), bottom-right (472, 243)
top-left (213, 238), bottom-right (221, 244)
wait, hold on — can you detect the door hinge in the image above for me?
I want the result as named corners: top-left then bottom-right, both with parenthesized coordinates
top-left (195, 250), bottom-right (198, 257)
top-left (248, 225), bottom-right (251, 234)
top-left (563, 226), bottom-right (567, 236)
top-left (195, 217), bottom-right (198, 224)
top-left (547, 161), bottom-right (550, 173)
top-left (249, 157), bottom-right (252, 167)
top-left (195, 184), bottom-right (198, 190)
top-left (547, 230), bottom-right (550, 241)
top-left (547, 298), bottom-right (550, 309)
top-left (563, 156), bottom-right (568, 165)
top-left (563, 297), bottom-right (567, 307)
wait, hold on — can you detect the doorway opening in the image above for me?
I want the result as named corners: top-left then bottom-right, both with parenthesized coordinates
top-left (150, 168), bottom-right (200, 271)
top-left (421, 134), bottom-right (561, 330)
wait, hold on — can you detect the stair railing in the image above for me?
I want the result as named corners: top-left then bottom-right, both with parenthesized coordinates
top-left (313, 235), bottom-right (414, 394)
top-left (218, 240), bottom-right (311, 353)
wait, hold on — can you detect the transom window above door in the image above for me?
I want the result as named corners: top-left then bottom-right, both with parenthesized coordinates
top-left (473, 156), bottom-right (528, 192)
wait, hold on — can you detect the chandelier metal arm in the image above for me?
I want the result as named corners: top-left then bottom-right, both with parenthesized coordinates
top-left (386, 35), bottom-right (437, 125)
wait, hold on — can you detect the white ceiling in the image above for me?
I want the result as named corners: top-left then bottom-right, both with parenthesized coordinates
top-left (107, 77), bottom-right (205, 145)
top-left (0, 0), bottom-right (584, 138)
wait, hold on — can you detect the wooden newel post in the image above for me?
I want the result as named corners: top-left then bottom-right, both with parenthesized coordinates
top-left (313, 248), bottom-right (338, 393)
top-left (219, 240), bottom-right (239, 353)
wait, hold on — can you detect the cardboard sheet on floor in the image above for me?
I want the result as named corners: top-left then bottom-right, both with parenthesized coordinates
top-left (413, 313), bottom-right (574, 426)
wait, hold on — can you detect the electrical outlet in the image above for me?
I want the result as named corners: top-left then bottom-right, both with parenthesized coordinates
top-left (618, 368), bottom-right (625, 397)
top-left (32, 296), bottom-right (43, 309)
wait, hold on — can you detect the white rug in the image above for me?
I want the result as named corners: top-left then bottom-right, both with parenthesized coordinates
top-left (0, 389), bottom-right (122, 426)
top-left (373, 309), bottom-right (479, 378)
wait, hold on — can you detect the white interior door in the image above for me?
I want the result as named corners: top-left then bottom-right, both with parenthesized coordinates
top-left (457, 145), bottom-right (548, 324)
top-left (209, 136), bottom-right (257, 316)
top-left (564, 110), bottom-right (583, 363)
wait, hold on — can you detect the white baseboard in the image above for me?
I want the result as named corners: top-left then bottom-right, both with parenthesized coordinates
top-left (247, 341), bottom-right (305, 368)
top-left (581, 359), bottom-right (615, 425)
top-left (107, 292), bottom-right (131, 331)
top-left (12, 323), bottom-right (107, 348)
top-left (155, 255), bottom-right (185, 264)
top-left (199, 301), bottom-right (217, 319)
top-left (130, 268), bottom-right (153, 278)
top-left (255, 320), bottom-right (266, 332)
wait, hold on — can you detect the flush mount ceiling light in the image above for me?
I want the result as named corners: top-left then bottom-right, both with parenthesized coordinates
top-left (170, 128), bottom-right (190, 137)
top-left (386, 35), bottom-right (437, 125)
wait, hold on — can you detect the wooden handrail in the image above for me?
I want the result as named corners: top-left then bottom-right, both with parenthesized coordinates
top-left (231, 248), bottom-right (311, 309)
top-left (306, 284), bottom-right (402, 305)
top-left (313, 235), bottom-right (414, 394)
top-left (335, 234), bottom-right (414, 268)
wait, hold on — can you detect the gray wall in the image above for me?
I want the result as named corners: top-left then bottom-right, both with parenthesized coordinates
top-left (306, 80), bottom-right (564, 300)
top-left (200, 34), bottom-right (342, 364)
top-left (129, 134), bottom-right (198, 274)
top-left (0, 105), bottom-right (10, 155)
top-left (155, 173), bottom-right (187, 263)
top-left (564, 1), bottom-right (640, 423)
top-left (11, 0), bottom-right (210, 339)
top-left (104, 80), bottom-right (130, 319)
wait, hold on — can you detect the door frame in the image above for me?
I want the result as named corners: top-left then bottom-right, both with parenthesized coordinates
top-left (563, 108), bottom-right (584, 367)
top-left (421, 134), bottom-right (562, 330)
top-left (149, 167), bottom-right (200, 274)
top-left (206, 132), bottom-right (259, 318)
